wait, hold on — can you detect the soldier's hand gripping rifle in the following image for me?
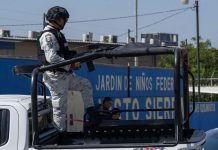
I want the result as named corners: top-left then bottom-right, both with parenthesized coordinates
top-left (69, 45), bottom-right (119, 72)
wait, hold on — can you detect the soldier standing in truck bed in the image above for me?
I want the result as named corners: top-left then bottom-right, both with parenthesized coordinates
top-left (38, 6), bottom-right (95, 132)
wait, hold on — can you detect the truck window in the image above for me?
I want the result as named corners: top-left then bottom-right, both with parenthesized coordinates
top-left (0, 109), bottom-right (10, 146)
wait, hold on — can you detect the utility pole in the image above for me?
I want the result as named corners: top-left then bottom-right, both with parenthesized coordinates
top-left (43, 13), bottom-right (46, 29)
top-left (134, 0), bottom-right (138, 66)
top-left (128, 29), bottom-right (131, 43)
top-left (195, 0), bottom-right (200, 102)
top-left (181, 0), bottom-right (200, 101)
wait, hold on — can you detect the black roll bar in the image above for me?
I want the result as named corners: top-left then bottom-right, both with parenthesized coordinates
top-left (31, 67), bottom-right (39, 145)
top-left (174, 47), bottom-right (182, 142)
top-left (182, 50), bottom-right (189, 128)
top-left (31, 45), bottom-right (183, 147)
top-left (188, 70), bottom-right (196, 116)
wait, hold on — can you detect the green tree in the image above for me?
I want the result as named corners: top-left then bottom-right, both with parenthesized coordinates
top-left (158, 37), bottom-right (218, 79)
top-left (158, 37), bottom-right (218, 101)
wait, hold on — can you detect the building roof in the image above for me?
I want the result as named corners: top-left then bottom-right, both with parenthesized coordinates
top-left (0, 36), bottom-right (125, 46)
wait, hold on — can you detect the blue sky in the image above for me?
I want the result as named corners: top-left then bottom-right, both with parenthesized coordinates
top-left (0, 0), bottom-right (218, 48)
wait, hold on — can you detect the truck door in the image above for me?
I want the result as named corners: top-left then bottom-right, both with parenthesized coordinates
top-left (0, 106), bottom-right (18, 150)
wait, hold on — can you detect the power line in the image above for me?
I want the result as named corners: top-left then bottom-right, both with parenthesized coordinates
top-left (0, 23), bottom-right (42, 27)
top-left (138, 9), bottom-right (189, 31)
top-left (0, 7), bottom-right (192, 27)
top-left (118, 8), bottom-right (191, 37)
top-left (68, 7), bottom-right (192, 23)
top-left (0, 8), bottom-right (41, 15)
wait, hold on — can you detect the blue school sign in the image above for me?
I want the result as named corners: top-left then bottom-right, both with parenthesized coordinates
top-left (77, 64), bottom-right (176, 120)
top-left (0, 57), bottom-right (218, 131)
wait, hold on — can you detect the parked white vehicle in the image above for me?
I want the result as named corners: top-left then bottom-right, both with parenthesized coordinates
top-left (0, 95), bottom-right (206, 150)
top-left (0, 44), bottom-right (206, 150)
top-left (203, 128), bottom-right (218, 150)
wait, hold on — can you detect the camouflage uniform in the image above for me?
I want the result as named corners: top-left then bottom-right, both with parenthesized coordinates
top-left (39, 25), bottom-right (94, 132)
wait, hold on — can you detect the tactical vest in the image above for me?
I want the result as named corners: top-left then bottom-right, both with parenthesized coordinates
top-left (37, 29), bottom-right (76, 65)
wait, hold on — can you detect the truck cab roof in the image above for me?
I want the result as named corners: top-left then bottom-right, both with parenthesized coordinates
top-left (0, 95), bottom-right (50, 110)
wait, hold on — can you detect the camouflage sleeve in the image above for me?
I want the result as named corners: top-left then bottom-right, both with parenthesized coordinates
top-left (40, 32), bottom-right (64, 64)
top-left (39, 32), bottom-right (70, 70)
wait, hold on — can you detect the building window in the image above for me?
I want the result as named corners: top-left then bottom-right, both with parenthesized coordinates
top-left (0, 109), bottom-right (10, 146)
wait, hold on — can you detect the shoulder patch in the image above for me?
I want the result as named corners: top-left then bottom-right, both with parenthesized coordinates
top-left (45, 34), bottom-right (54, 48)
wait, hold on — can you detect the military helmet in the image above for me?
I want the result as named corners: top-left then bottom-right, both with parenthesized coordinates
top-left (46, 6), bottom-right (69, 22)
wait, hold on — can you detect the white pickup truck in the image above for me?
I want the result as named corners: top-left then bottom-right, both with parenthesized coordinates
top-left (0, 44), bottom-right (206, 150)
top-left (0, 94), bottom-right (205, 150)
